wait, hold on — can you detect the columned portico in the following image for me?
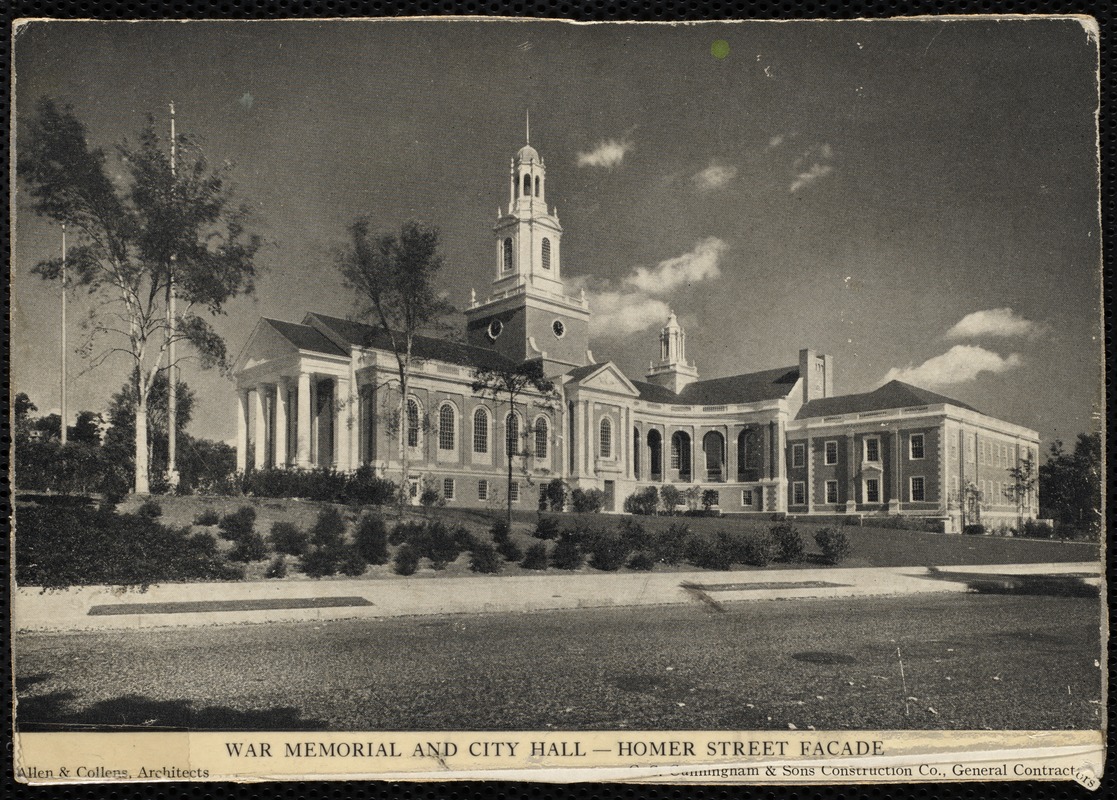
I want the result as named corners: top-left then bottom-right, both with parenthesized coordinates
top-left (296, 373), bottom-right (312, 468)
top-left (275, 377), bottom-right (289, 468)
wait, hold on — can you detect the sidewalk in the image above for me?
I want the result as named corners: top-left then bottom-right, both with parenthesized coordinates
top-left (13, 562), bottom-right (1101, 633)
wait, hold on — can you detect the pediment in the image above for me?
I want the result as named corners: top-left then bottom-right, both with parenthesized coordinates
top-left (232, 320), bottom-right (299, 374)
top-left (574, 362), bottom-right (640, 397)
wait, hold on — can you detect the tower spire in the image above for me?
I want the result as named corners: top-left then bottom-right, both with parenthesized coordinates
top-left (525, 110), bottom-right (530, 145)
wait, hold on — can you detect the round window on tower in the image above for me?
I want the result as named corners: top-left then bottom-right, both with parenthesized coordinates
top-left (552, 319), bottom-right (566, 339)
top-left (487, 319), bottom-right (504, 340)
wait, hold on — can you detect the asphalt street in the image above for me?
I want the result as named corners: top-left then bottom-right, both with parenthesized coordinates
top-left (16, 592), bottom-right (1102, 732)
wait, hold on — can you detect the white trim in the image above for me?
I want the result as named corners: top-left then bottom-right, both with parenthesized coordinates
top-left (863, 435), bottom-right (881, 464)
top-left (864, 476), bottom-right (881, 503)
top-left (823, 439), bottom-right (838, 465)
top-left (910, 475), bottom-right (925, 502)
top-left (791, 480), bottom-right (806, 505)
top-left (909, 432), bottom-right (925, 460)
top-left (824, 479), bottom-right (839, 504)
top-left (442, 477), bottom-right (456, 501)
top-left (437, 400), bottom-right (459, 459)
top-left (791, 442), bottom-right (806, 468)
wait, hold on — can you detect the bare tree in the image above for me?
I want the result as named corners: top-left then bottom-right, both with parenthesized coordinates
top-left (19, 98), bottom-right (261, 493)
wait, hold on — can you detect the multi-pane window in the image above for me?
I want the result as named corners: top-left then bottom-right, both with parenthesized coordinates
top-left (865, 478), bottom-right (880, 503)
top-left (792, 443), bottom-right (805, 468)
top-left (534, 418), bottom-right (549, 459)
top-left (541, 238), bottom-right (551, 270)
top-left (473, 409), bottom-right (488, 453)
top-left (911, 476), bottom-right (925, 502)
top-left (443, 478), bottom-right (455, 501)
top-left (506, 413), bottom-right (520, 457)
top-left (910, 433), bottom-right (925, 460)
top-left (509, 482), bottom-right (520, 503)
top-left (864, 437), bottom-right (880, 462)
top-left (478, 479), bottom-right (489, 500)
top-left (406, 399), bottom-right (420, 448)
top-left (599, 418), bottom-right (613, 459)
top-left (741, 489), bottom-right (754, 506)
top-left (824, 440), bottom-right (838, 465)
top-left (438, 405), bottom-right (455, 451)
top-left (825, 480), bottom-right (839, 504)
top-left (502, 237), bottom-right (513, 272)
top-left (792, 481), bottom-right (806, 505)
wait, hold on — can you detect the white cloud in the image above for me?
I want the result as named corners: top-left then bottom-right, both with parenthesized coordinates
top-left (789, 143), bottom-right (835, 193)
top-left (945, 308), bottom-right (1045, 340)
top-left (624, 237), bottom-right (728, 294)
top-left (883, 345), bottom-right (1023, 389)
top-left (692, 163), bottom-right (738, 191)
top-left (588, 292), bottom-right (671, 337)
top-left (767, 134), bottom-right (785, 150)
top-left (576, 139), bottom-right (632, 169)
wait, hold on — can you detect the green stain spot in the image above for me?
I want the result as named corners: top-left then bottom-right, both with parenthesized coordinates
top-left (711, 40), bottom-right (730, 60)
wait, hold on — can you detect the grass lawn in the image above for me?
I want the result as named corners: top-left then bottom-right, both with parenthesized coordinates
top-left (100, 494), bottom-right (1101, 584)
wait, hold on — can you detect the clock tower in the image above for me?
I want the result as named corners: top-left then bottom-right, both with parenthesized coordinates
top-left (465, 120), bottom-right (591, 376)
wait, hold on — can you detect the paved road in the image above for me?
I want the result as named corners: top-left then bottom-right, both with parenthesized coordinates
top-left (16, 593), bottom-right (1102, 732)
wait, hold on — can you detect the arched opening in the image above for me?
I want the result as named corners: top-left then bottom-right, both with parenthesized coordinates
top-left (671, 431), bottom-right (692, 481)
top-left (534, 175), bottom-right (540, 197)
top-left (506, 412), bottom-right (520, 457)
top-left (737, 428), bottom-right (762, 482)
top-left (502, 238), bottom-right (513, 272)
top-left (534, 417), bottom-right (549, 460)
top-left (599, 417), bottom-right (613, 459)
top-left (703, 431), bottom-right (726, 482)
top-left (647, 429), bottom-right (663, 481)
top-left (473, 408), bottom-right (489, 454)
top-left (438, 404), bottom-right (455, 451)
top-left (406, 398), bottom-right (421, 449)
top-left (541, 237), bottom-right (551, 270)
top-left (523, 173), bottom-right (531, 197)
top-left (633, 427), bottom-right (641, 479)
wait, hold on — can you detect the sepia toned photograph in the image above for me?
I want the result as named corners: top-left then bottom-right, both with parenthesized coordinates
top-left (10, 16), bottom-right (1105, 785)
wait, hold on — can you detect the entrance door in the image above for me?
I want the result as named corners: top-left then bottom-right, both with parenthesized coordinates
top-left (603, 480), bottom-right (615, 512)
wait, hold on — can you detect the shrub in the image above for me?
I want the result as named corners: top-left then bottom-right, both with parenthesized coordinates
top-left (389, 520), bottom-right (426, 546)
top-left (496, 537), bottom-right (523, 562)
top-left (533, 515), bottom-right (562, 540)
top-left (265, 554), bottom-right (288, 579)
top-left (560, 522), bottom-right (599, 547)
top-left (963, 524), bottom-right (986, 536)
top-left (469, 541), bottom-right (503, 574)
top-left (571, 488), bottom-right (605, 514)
top-left (685, 530), bottom-right (731, 570)
top-left (659, 485), bottom-right (683, 515)
top-left (725, 531), bottom-right (775, 567)
top-left (490, 518), bottom-right (511, 542)
top-left (136, 499), bottom-right (163, 519)
top-left (342, 465), bottom-right (396, 506)
top-left (310, 506), bottom-right (347, 548)
top-left (769, 523), bottom-right (804, 563)
top-left (269, 521), bottom-right (309, 556)
top-left (550, 535), bottom-right (584, 570)
top-left (623, 486), bottom-right (660, 516)
top-left (450, 524), bottom-right (477, 551)
top-left (194, 507), bottom-right (220, 526)
top-left (652, 522), bottom-right (690, 565)
top-left (589, 529), bottom-right (632, 571)
top-left (701, 489), bottom-right (720, 511)
top-left (301, 546), bottom-right (340, 578)
top-left (617, 518), bottom-right (652, 550)
top-left (242, 467), bottom-right (293, 499)
top-left (814, 527), bottom-right (852, 565)
top-left (426, 521), bottom-right (462, 569)
top-left (392, 543), bottom-right (421, 576)
top-left (339, 547), bottom-right (368, 576)
top-left (1019, 519), bottom-right (1056, 539)
top-left (229, 531), bottom-right (269, 562)
top-left (627, 550), bottom-right (655, 571)
top-left (353, 514), bottom-right (390, 564)
top-left (543, 479), bottom-right (567, 512)
top-left (521, 542), bottom-right (549, 570)
top-left (419, 484), bottom-right (443, 509)
top-left (218, 506), bottom-right (256, 541)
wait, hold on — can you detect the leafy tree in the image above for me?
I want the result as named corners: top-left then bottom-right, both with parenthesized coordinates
top-left (1002, 452), bottom-right (1038, 529)
top-left (471, 360), bottom-right (558, 531)
top-left (102, 371), bottom-right (194, 490)
top-left (336, 219), bottom-right (455, 512)
top-left (14, 393), bottom-right (38, 442)
top-left (1040, 433), bottom-right (1102, 536)
top-left (19, 98), bottom-right (261, 493)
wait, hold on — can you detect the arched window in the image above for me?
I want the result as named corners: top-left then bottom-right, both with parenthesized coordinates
top-left (534, 175), bottom-right (540, 197)
top-left (647, 430), bottom-right (663, 479)
top-left (599, 418), bottom-right (613, 459)
top-left (633, 427), bottom-right (641, 479)
top-left (506, 412), bottom-right (520, 457)
top-left (737, 428), bottom-right (762, 481)
top-left (438, 404), bottom-right (455, 451)
top-left (502, 238), bottom-right (513, 272)
top-left (406, 398), bottom-right (421, 448)
top-left (473, 408), bottom-right (489, 454)
top-left (541, 237), bottom-right (551, 270)
top-left (703, 431), bottom-right (725, 481)
top-left (534, 417), bottom-right (549, 459)
top-left (523, 173), bottom-right (531, 197)
top-left (671, 431), bottom-right (692, 477)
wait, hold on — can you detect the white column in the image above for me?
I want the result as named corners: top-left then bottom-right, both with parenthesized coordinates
top-left (625, 407), bottom-right (634, 479)
top-left (346, 379), bottom-right (359, 473)
top-left (572, 399), bottom-right (584, 478)
top-left (309, 380), bottom-right (319, 465)
top-left (335, 377), bottom-right (351, 471)
top-left (253, 386), bottom-right (267, 470)
top-left (296, 373), bottom-right (311, 468)
top-left (582, 400), bottom-right (592, 476)
top-left (235, 389), bottom-right (248, 472)
top-left (275, 378), bottom-right (289, 468)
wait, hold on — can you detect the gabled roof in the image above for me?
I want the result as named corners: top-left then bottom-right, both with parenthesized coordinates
top-left (796, 379), bottom-right (981, 419)
top-left (263, 318), bottom-right (348, 357)
top-left (630, 365), bottom-right (801, 406)
top-left (562, 361), bottom-right (640, 396)
top-left (306, 313), bottom-right (518, 372)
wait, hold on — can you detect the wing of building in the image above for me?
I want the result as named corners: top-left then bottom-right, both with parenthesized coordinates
top-left (231, 134), bottom-right (1040, 532)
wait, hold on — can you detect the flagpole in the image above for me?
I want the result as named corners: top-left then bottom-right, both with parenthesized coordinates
top-left (60, 223), bottom-right (67, 445)
top-left (167, 101), bottom-right (178, 487)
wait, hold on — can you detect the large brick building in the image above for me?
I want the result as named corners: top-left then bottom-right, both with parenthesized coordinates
top-left (232, 137), bottom-right (1039, 532)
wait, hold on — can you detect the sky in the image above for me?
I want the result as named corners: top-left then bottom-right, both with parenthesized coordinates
top-left (11, 17), bottom-right (1102, 450)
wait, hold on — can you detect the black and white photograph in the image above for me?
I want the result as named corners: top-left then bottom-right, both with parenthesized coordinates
top-left (10, 16), bottom-right (1105, 785)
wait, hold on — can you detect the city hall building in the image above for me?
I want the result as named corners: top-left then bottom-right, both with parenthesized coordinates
top-left (232, 138), bottom-right (1040, 532)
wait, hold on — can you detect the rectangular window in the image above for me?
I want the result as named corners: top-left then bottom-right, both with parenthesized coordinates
top-left (865, 478), bottom-right (880, 503)
top-left (792, 443), bottom-right (805, 468)
top-left (443, 478), bottom-right (455, 501)
top-left (864, 437), bottom-right (880, 462)
top-left (792, 481), bottom-right (806, 505)
top-left (509, 481), bottom-right (520, 503)
top-left (741, 489), bottom-right (754, 507)
top-left (910, 476), bottom-right (925, 502)
top-left (910, 433), bottom-right (925, 460)
top-left (825, 480), bottom-right (839, 504)
top-left (477, 479), bottom-right (488, 501)
top-left (824, 440), bottom-right (838, 465)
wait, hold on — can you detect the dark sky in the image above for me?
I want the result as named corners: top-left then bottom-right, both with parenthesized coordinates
top-left (11, 18), bottom-right (1101, 448)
